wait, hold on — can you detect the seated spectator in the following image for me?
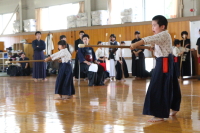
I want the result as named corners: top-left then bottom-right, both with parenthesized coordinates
top-left (19, 52), bottom-right (30, 76)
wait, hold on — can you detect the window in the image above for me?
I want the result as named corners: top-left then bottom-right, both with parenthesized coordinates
top-left (123, 0), bottom-right (144, 22)
top-left (144, 0), bottom-right (177, 21)
top-left (37, 3), bottom-right (79, 31)
top-left (0, 13), bottom-right (16, 35)
top-left (109, 0), bottom-right (178, 24)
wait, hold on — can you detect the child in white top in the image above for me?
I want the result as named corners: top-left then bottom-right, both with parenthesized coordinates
top-left (131, 15), bottom-right (181, 122)
top-left (45, 40), bottom-right (75, 100)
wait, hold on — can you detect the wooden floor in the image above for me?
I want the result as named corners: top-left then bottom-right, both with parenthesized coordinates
top-left (0, 76), bottom-right (200, 133)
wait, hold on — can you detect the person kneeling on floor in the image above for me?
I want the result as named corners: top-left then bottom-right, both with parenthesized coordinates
top-left (78, 34), bottom-right (105, 86)
top-left (19, 52), bottom-right (30, 76)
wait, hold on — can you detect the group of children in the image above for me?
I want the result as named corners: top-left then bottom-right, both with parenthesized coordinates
top-left (32, 14), bottom-right (186, 122)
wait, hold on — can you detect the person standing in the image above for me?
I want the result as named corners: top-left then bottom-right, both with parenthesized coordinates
top-left (44, 40), bottom-right (75, 99)
top-left (115, 41), bottom-right (129, 80)
top-left (73, 31), bottom-right (85, 79)
top-left (108, 34), bottom-right (119, 81)
top-left (180, 31), bottom-right (194, 76)
top-left (196, 29), bottom-right (200, 80)
top-left (131, 31), bottom-right (149, 78)
top-left (131, 15), bottom-right (181, 122)
top-left (32, 31), bottom-right (46, 82)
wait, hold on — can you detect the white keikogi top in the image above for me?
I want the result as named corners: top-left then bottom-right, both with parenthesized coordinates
top-left (173, 47), bottom-right (189, 57)
top-left (50, 48), bottom-right (71, 63)
top-left (95, 48), bottom-right (109, 59)
top-left (115, 48), bottom-right (124, 61)
top-left (142, 30), bottom-right (173, 57)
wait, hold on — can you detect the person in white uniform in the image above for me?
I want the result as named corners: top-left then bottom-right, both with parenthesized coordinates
top-left (108, 34), bottom-right (119, 81)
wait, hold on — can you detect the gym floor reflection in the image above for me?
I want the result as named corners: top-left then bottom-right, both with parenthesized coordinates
top-left (0, 76), bottom-right (200, 133)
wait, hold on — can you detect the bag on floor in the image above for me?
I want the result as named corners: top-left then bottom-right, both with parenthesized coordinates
top-left (7, 65), bottom-right (20, 76)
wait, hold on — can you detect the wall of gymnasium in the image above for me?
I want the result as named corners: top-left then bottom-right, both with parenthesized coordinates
top-left (1, 18), bottom-right (200, 75)
top-left (1, 0), bottom-right (200, 18)
top-left (0, 20), bottom-right (190, 55)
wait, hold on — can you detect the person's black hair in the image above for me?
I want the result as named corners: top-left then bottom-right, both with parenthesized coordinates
top-left (121, 41), bottom-right (125, 44)
top-left (82, 34), bottom-right (90, 39)
top-left (199, 29), bottom-right (200, 32)
top-left (79, 31), bottom-right (85, 34)
top-left (181, 31), bottom-right (188, 37)
top-left (110, 34), bottom-right (116, 38)
top-left (152, 15), bottom-right (168, 29)
top-left (58, 40), bottom-right (67, 46)
top-left (35, 31), bottom-right (41, 35)
top-left (97, 41), bottom-right (102, 45)
top-left (19, 52), bottom-right (26, 56)
top-left (135, 31), bottom-right (140, 35)
top-left (174, 39), bottom-right (180, 46)
top-left (60, 35), bottom-right (66, 40)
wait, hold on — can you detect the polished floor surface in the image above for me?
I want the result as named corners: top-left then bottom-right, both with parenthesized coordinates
top-left (0, 76), bottom-right (200, 133)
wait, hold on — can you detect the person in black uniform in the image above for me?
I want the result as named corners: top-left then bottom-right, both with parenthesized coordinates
top-left (196, 29), bottom-right (200, 80)
top-left (19, 52), bottom-right (30, 76)
top-left (73, 31), bottom-right (85, 79)
top-left (180, 31), bottom-right (194, 76)
top-left (131, 31), bottom-right (149, 78)
top-left (115, 41), bottom-right (129, 80)
top-left (78, 34), bottom-right (105, 86)
top-left (32, 31), bottom-right (46, 81)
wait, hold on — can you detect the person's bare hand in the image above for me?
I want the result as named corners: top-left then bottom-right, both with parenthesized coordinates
top-left (44, 58), bottom-right (48, 62)
top-left (190, 48), bottom-right (195, 51)
top-left (130, 43), bottom-right (137, 50)
top-left (185, 44), bottom-right (190, 48)
top-left (148, 46), bottom-right (154, 51)
top-left (87, 62), bottom-right (91, 65)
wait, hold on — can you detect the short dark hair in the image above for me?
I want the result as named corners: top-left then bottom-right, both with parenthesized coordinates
top-left (97, 41), bottom-right (102, 45)
top-left (20, 52), bottom-right (26, 56)
top-left (152, 15), bottom-right (168, 29)
top-left (181, 31), bottom-right (188, 37)
top-left (79, 31), bottom-right (85, 34)
top-left (121, 41), bottom-right (125, 44)
top-left (58, 40), bottom-right (67, 46)
top-left (199, 29), bottom-right (200, 32)
top-left (35, 31), bottom-right (41, 35)
top-left (110, 34), bottom-right (116, 38)
top-left (82, 34), bottom-right (89, 39)
top-left (60, 35), bottom-right (66, 40)
top-left (174, 39), bottom-right (180, 46)
top-left (135, 31), bottom-right (140, 35)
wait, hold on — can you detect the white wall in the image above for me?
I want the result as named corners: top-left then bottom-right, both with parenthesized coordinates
top-left (183, 0), bottom-right (200, 17)
top-left (0, 0), bottom-right (199, 22)
top-left (34, 0), bottom-right (82, 8)
top-left (0, 0), bottom-right (20, 14)
top-left (91, 0), bottom-right (107, 11)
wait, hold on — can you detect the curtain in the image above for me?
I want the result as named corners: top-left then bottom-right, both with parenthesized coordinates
top-left (170, 0), bottom-right (183, 18)
top-left (79, 1), bottom-right (85, 13)
top-left (35, 8), bottom-right (42, 31)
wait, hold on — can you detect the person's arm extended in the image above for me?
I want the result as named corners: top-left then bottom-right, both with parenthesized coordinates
top-left (130, 40), bottom-right (145, 50)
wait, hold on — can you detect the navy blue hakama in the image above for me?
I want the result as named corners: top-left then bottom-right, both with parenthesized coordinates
top-left (55, 62), bottom-right (75, 96)
top-left (115, 57), bottom-right (129, 80)
top-left (33, 51), bottom-right (46, 79)
top-left (143, 54), bottom-right (181, 118)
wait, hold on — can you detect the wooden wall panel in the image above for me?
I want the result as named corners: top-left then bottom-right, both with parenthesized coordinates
top-left (0, 21), bottom-right (190, 59)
